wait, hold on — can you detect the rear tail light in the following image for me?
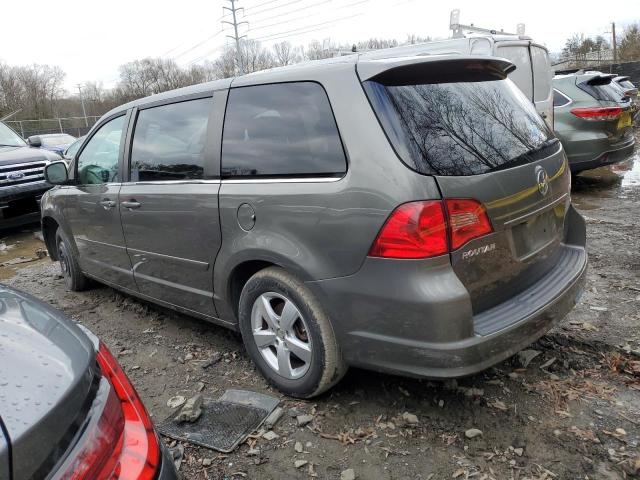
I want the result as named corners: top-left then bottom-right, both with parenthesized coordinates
top-left (446, 199), bottom-right (492, 250)
top-left (58, 342), bottom-right (160, 480)
top-left (369, 199), bottom-right (492, 259)
top-left (570, 106), bottom-right (623, 121)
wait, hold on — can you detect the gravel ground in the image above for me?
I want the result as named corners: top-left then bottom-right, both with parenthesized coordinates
top-left (2, 135), bottom-right (639, 480)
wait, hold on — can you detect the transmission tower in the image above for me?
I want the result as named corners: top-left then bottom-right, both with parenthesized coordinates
top-left (223, 0), bottom-right (248, 75)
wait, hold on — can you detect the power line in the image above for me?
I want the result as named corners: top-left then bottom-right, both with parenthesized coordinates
top-left (248, 0), bottom-right (369, 33)
top-left (249, 0), bottom-right (332, 27)
top-left (244, 0), bottom-right (282, 11)
top-left (246, 0), bottom-right (306, 17)
top-left (173, 29), bottom-right (226, 59)
top-left (251, 11), bottom-right (362, 41)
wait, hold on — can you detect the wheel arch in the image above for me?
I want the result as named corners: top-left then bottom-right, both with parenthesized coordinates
top-left (41, 216), bottom-right (60, 260)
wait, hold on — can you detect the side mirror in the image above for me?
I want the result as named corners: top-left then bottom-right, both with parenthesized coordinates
top-left (44, 161), bottom-right (69, 185)
top-left (27, 136), bottom-right (42, 148)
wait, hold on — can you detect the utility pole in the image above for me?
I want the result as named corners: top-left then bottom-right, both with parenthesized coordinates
top-left (611, 22), bottom-right (617, 63)
top-left (223, 0), bottom-right (248, 75)
top-left (76, 84), bottom-right (88, 128)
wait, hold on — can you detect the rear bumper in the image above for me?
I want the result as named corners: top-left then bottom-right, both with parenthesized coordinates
top-left (308, 205), bottom-right (587, 378)
top-left (567, 135), bottom-right (635, 172)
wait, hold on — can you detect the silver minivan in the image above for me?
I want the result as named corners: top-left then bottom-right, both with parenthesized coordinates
top-left (41, 54), bottom-right (587, 398)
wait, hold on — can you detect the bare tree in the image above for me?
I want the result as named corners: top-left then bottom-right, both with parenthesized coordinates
top-left (273, 41), bottom-right (301, 66)
top-left (619, 22), bottom-right (640, 61)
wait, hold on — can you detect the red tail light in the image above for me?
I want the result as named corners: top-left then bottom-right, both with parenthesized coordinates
top-left (369, 199), bottom-right (492, 259)
top-left (445, 198), bottom-right (492, 250)
top-left (570, 106), bottom-right (623, 121)
top-left (368, 200), bottom-right (448, 259)
top-left (58, 342), bottom-right (160, 480)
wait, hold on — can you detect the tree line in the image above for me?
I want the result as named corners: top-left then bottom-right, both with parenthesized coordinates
top-left (0, 35), bottom-right (426, 122)
top-left (559, 22), bottom-right (640, 66)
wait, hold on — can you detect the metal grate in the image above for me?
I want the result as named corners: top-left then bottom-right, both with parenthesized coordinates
top-left (157, 390), bottom-right (279, 453)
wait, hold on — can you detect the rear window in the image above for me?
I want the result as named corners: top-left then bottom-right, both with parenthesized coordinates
top-left (364, 78), bottom-right (556, 176)
top-left (618, 79), bottom-right (635, 90)
top-left (221, 82), bottom-right (346, 178)
top-left (578, 78), bottom-right (626, 103)
top-left (496, 45), bottom-right (533, 99)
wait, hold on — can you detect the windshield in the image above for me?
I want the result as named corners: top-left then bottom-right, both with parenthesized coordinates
top-left (41, 134), bottom-right (75, 146)
top-left (364, 78), bottom-right (555, 176)
top-left (0, 122), bottom-right (26, 147)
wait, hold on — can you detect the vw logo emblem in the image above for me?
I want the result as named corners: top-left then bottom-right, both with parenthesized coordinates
top-left (7, 172), bottom-right (24, 180)
top-left (535, 166), bottom-right (549, 196)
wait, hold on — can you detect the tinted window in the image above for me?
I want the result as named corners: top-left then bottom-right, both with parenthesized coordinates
top-left (131, 97), bottom-right (213, 182)
top-left (531, 46), bottom-right (552, 102)
top-left (77, 115), bottom-right (125, 185)
top-left (221, 82), bottom-right (346, 177)
top-left (553, 89), bottom-right (571, 107)
top-left (578, 78), bottom-right (626, 103)
top-left (496, 45), bottom-right (533, 99)
top-left (364, 78), bottom-right (556, 176)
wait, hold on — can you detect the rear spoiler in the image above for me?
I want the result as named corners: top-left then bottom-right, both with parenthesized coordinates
top-left (614, 76), bottom-right (630, 83)
top-left (357, 55), bottom-right (516, 85)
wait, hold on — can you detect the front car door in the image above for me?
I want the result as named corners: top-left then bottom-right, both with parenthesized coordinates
top-left (62, 112), bottom-right (136, 289)
top-left (118, 92), bottom-right (225, 317)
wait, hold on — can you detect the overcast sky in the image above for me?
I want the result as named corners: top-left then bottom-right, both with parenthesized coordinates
top-left (0, 0), bottom-right (636, 93)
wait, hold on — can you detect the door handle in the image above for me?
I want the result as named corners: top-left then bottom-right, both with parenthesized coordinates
top-left (98, 199), bottom-right (116, 210)
top-left (121, 200), bottom-right (141, 210)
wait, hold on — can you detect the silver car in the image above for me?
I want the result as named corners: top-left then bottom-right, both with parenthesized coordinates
top-left (41, 54), bottom-right (587, 398)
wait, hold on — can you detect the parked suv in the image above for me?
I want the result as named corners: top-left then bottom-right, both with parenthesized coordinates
top-left (553, 72), bottom-right (635, 172)
top-left (0, 121), bottom-right (60, 228)
top-left (41, 54), bottom-right (587, 398)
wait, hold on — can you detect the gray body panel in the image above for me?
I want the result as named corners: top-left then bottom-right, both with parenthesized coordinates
top-left (41, 53), bottom-right (587, 380)
top-left (0, 425), bottom-right (8, 480)
top-left (553, 74), bottom-right (635, 172)
top-left (0, 286), bottom-right (95, 479)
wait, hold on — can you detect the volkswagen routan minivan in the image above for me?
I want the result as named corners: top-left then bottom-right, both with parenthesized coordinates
top-left (41, 54), bottom-right (587, 398)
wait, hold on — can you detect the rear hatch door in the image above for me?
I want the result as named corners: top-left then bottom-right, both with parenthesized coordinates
top-left (576, 74), bottom-right (635, 140)
top-left (359, 55), bottom-right (571, 315)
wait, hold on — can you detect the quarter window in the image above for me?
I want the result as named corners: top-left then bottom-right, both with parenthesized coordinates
top-left (553, 89), bottom-right (571, 108)
top-left (221, 82), bottom-right (346, 177)
top-left (130, 97), bottom-right (213, 182)
top-left (77, 115), bottom-right (125, 185)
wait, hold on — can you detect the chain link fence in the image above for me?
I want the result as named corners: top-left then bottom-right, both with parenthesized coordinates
top-left (4, 116), bottom-right (101, 139)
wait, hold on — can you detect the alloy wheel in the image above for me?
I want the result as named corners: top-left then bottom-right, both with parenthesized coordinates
top-left (251, 292), bottom-right (312, 380)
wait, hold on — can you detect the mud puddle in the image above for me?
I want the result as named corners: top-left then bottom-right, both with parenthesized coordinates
top-left (0, 226), bottom-right (48, 280)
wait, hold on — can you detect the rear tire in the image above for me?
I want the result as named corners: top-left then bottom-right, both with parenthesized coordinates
top-left (55, 229), bottom-right (89, 291)
top-left (238, 267), bottom-right (346, 398)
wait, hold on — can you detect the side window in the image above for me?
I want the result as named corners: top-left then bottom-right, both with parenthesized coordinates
top-left (553, 89), bottom-right (571, 108)
top-left (496, 45), bottom-right (534, 100)
top-left (221, 82), bottom-right (346, 177)
top-left (531, 46), bottom-right (552, 102)
top-left (77, 115), bottom-right (125, 185)
top-left (130, 97), bottom-right (213, 182)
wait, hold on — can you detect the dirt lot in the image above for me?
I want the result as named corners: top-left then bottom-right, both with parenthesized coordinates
top-left (2, 138), bottom-right (640, 479)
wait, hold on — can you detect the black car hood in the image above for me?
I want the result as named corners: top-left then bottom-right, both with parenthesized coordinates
top-left (0, 286), bottom-right (96, 479)
top-left (0, 145), bottom-right (59, 165)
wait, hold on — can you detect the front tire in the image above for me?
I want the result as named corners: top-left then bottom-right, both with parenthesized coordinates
top-left (55, 229), bottom-right (89, 291)
top-left (238, 267), bottom-right (346, 398)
